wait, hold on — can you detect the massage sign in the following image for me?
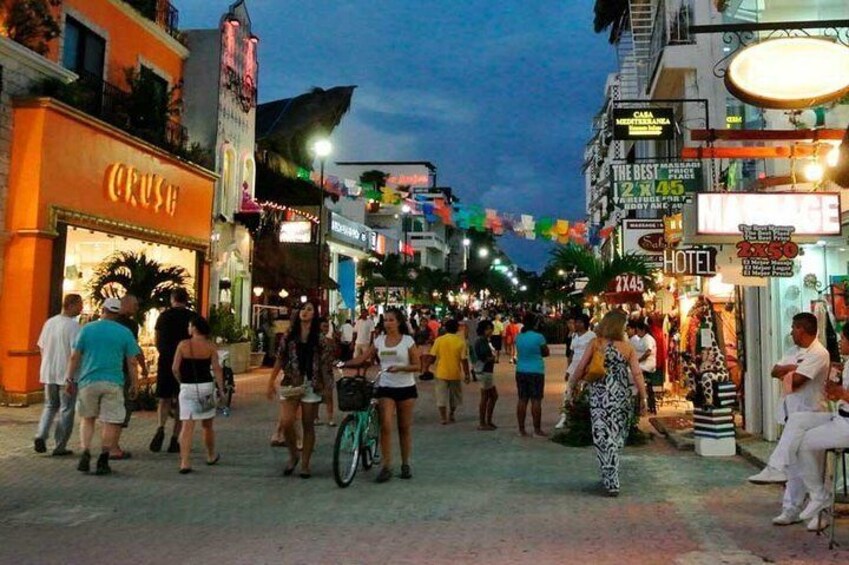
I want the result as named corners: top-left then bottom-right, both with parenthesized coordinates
top-left (736, 224), bottom-right (799, 278)
top-left (611, 162), bottom-right (702, 211)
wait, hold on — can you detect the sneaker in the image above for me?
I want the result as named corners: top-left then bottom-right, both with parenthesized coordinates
top-left (51, 448), bottom-right (73, 457)
top-left (800, 496), bottom-right (831, 521)
top-left (34, 438), bottom-right (47, 454)
top-left (167, 436), bottom-right (180, 453)
top-left (77, 450), bottom-right (91, 473)
top-left (375, 467), bottom-right (393, 483)
top-left (554, 415), bottom-right (567, 430)
top-left (807, 514), bottom-right (830, 532)
top-left (149, 427), bottom-right (165, 452)
top-left (748, 466), bottom-right (787, 484)
top-left (95, 452), bottom-right (111, 475)
top-left (772, 510), bottom-right (802, 526)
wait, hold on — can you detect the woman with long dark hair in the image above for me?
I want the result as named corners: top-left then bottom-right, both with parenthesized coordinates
top-left (344, 308), bottom-right (420, 482)
top-left (266, 301), bottom-right (334, 478)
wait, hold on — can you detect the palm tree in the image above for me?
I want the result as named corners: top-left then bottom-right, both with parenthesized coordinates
top-left (550, 244), bottom-right (651, 296)
top-left (87, 251), bottom-right (191, 323)
top-left (593, 0), bottom-right (630, 44)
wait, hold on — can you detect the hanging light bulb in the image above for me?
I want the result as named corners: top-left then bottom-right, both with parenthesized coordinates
top-left (803, 160), bottom-right (825, 182)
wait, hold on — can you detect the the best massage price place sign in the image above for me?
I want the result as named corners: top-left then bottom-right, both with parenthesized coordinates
top-left (612, 162), bottom-right (702, 211)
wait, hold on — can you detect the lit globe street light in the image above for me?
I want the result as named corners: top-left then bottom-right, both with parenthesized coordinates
top-left (478, 247), bottom-right (489, 258)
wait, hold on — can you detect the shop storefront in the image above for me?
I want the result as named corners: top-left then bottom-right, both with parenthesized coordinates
top-left (0, 99), bottom-right (215, 404)
top-left (327, 212), bottom-right (370, 319)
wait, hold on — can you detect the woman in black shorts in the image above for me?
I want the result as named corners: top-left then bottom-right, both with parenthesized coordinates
top-left (344, 308), bottom-right (420, 483)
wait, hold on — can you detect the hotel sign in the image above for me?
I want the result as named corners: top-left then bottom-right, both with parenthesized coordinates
top-left (697, 193), bottom-right (841, 236)
top-left (612, 162), bottom-right (701, 211)
top-left (104, 163), bottom-right (179, 216)
top-left (663, 248), bottom-right (718, 277)
top-left (612, 108), bottom-right (675, 140)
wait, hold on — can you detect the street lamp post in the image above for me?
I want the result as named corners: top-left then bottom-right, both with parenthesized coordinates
top-left (462, 237), bottom-right (471, 271)
top-left (313, 139), bottom-right (332, 309)
top-left (401, 203), bottom-right (411, 305)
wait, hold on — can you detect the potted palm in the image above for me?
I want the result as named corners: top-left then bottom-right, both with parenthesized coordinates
top-left (209, 304), bottom-right (252, 374)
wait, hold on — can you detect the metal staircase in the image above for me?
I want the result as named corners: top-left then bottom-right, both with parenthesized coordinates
top-left (617, 0), bottom-right (657, 99)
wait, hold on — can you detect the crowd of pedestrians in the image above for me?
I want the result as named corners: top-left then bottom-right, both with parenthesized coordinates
top-left (34, 295), bottom-right (657, 496)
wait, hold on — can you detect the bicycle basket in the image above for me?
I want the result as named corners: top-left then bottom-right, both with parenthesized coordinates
top-left (336, 377), bottom-right (373, 412)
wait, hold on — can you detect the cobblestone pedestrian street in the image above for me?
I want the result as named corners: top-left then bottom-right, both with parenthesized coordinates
top-left (0, 353), bottom-right (844, 564)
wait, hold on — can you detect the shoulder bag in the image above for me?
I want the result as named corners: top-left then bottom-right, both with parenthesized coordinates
top-left (584, 339), bottom-right (607, 383)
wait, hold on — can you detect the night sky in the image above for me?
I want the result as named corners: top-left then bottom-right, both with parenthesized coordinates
top-left (178, 0), bottom-right (616, 270)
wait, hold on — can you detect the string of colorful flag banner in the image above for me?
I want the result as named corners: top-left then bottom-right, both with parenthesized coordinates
top-left (293, 168), bottom-right (614, 246)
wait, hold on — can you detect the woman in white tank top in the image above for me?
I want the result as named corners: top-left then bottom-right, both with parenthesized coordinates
top-left (344, 308), bottom-right (421, 483)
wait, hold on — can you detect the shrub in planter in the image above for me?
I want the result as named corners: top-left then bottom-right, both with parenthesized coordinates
top-left (550, 386), bottom-right (651, 448)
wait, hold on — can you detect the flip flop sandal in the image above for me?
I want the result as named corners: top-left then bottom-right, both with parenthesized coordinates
top-left (206, 454), bottom-right (221, 466)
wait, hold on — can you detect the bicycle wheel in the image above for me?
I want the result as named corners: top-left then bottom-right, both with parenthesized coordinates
top-left (333, 414), bottom-right (360, 488)
top-left (361, 405), bottom-right (381, 470)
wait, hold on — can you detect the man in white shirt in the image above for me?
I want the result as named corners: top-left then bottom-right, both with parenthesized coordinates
top-left (557, 313), bottom-right (596, 429)
top-left (353, 310), bottom-right (375, 359)
top-left (34, 294), bottom-right (83, 456)
top-left (339, 319), bottom-right (355, 361)
top-left (628, 321), bottom-right (657, 373)
top-left (747, 313), bottom-right (830, 530)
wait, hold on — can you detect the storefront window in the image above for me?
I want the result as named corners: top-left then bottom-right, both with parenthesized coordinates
top-left (770, 243), bottom-right (849, 361)
top-left (61, 225), bottom-right (198, 341)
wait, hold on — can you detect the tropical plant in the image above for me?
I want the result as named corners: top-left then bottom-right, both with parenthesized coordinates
top-left (87, 251), bottom-right (191, 323)
top-left (1, 0), bottom-right (61, 55)
top-left (550, 243), bottom-right (652, 296)
top-left (592, 0), bottom-right (630, 44)
top-left (208, 304), bottom-right (252, 344)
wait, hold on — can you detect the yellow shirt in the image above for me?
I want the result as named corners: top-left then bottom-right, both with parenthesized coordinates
top-left (429, 333), bottom-right (468, 381)
top-left (492, 320), bottom-right (504, 336)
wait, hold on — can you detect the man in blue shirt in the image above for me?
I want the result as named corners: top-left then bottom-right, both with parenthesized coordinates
top-left (514, 313), bottom-right (549, 437)
top-left (66, 298), bottom-right (141, 475)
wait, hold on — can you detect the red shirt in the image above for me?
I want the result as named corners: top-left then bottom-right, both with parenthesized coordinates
top-left (427, 319), bottom-right (440, 340)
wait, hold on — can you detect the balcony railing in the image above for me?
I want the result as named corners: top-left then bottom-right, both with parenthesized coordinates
top-left (55, 71), bottom-right (187, 154)
top-left (124, 0), bottom-right (180, 38)
top-left (647, 0), bottom-right (696, 88)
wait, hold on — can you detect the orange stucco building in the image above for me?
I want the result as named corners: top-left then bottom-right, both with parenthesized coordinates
top-left (0, 1), bottom-right (216, 404)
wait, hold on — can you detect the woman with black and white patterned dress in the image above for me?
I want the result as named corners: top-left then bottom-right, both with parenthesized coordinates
top-left (568, 310), bottom-right (648, 496)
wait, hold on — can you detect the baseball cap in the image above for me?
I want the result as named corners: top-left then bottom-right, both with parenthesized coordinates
top-left (103, 298), bottom-right (122, 313)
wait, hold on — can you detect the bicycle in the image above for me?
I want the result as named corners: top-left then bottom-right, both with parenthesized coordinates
top-left (333, 368), bottom-right (381, 488)
top-left (216, 350), bottom-right (235, 416)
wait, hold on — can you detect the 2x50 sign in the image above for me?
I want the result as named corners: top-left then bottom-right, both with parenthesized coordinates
top-left (612, 162), bottom-right (702, 211)
top-left (612, 108), bottom-right (675, 140)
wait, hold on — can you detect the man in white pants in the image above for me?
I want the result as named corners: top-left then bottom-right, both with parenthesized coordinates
top-left (557, 314), bottom-right (595, 429)
top-left (747, 313), bottom-right (830, 529)
top-left (749, 326), bottom-right (849, 531)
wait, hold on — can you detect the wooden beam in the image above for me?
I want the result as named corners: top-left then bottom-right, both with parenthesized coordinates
top-left (681, 146), bottom-right (819, 159)
top-left (690, 129), bottom-right (846, 142)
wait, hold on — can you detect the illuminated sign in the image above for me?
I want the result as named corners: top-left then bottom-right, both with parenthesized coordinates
top-left (330, 213), bottom-right (370, 250)
top-left (663, 248), bottom-right (717, 277)
top-left (726, 115), bottom-right (743, 125)
top-left (278, 221), bottom-right (312, 243)
top-left (104, 163), bottom-right (179, 216)
top-left (726, 37), bottom-right (849, 110)
top-left (697, 193), bottom-right (841, 236)
top-left (387, 174), bottom-right (431, 187)
top-left (612, 162), bottom-right (701, 211)
top-left (622, 219), bottom-right (665, 269)
top-left (612, 108), bottom-right (674, 140)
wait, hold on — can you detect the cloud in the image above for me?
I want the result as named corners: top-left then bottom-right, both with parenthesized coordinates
top-left (354, 87), bottom-right (477, 124)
